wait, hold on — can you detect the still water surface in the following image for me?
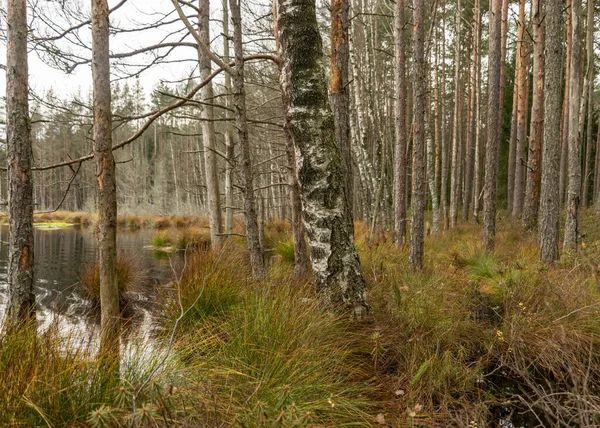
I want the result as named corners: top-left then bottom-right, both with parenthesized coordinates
top-left (0, 226), bottom-right (176, 339)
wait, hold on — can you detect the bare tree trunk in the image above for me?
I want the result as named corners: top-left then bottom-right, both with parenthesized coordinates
top-left (512, 0), bottom-right (529, 218)
top-left (564, 0), bottom-right (582, 251)
top-left (482, 0), bottom-right (502, 250)
top-left (581, 0), bottom-right (594, 208)
top-left (92, 0), bottom-right (120, 358)
top-left (595, 113), bottom-right (600, 211)
top-left (198, 0), bottom-right (223, 250)
top-left (472, 0), bottom-right (483, 222)
top-left (331, 0), bottom-right (353, 209)
top-left (222, 0), bottom-right (234, 234)
top-left (507, 79), bottom-right (519, 213)
top-left (277, 0), bottom-right (368, 314)
top-left (440, 1), bottom-right (449, 230)
top-left (230, 0), bottom-right (264, 278)
top-left (393, 0), bottom-right (408, 245)
top-left (449, 0), bottom-right (461, 227)
top-left (463, 0), bottom-right (480, 222)
top-left (5, 0), bottom-right (35, 326)
top-left (559, 0), bottom-right (572, 206)
top-left (409, 0), bottom-right (425, 268)
top-left (522, 0), bottom-right (544, 230)
top-left (427, 103), bottom-right (439, 235)
top-left (539, 0), bottom-right (562, 262)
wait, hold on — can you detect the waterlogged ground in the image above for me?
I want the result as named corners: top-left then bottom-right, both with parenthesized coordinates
top-left (0, 226), bottom-right (176, 346)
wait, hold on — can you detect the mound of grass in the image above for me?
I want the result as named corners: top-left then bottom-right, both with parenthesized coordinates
top-left (78, 253), bottom-right (147, 308)
top-left (150, 230), bottom-right (174, 249)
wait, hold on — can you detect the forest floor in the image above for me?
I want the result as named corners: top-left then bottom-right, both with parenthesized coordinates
top-left (2, 209), bottom-right (600, 427)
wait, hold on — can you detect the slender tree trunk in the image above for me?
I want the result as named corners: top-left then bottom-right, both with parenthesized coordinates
top-left (564, 0), bottom-right (582, 250)
top-left (92, 0), bottom-right (120, 357)
top-left (507, 78), bottom-right (519, 213)
top-left (512, 0), bottom-right (529, 218)
top-left (331, 0), bottom-right (353, 209)
top-left (499, 0), bottom-right (509, 108)
top-left (581, 0), bottom-right (594, 207)
top-left (277, 0), bottom-right (368, 314)
top-left (463, 0), bottom-right (480, 222)
top-left (482, 0), bottom-right (502, 250)
top-left (559, 0), bottom-right (572, 205)
top-left (5, 0), bottom-right (35, 326)
top-left (393, 0), bottom-right (408, 245)
top-left (539, 0), bottom-right (562, 262)
top-left (409, 0), bottom-right (425, 268)
top-left (198, 0), bottom-right (223, 250)
top-left (223, 0), bottom-right (234, 234)
top-left (427, 103), bottom-right (439, 235)
top-left (449, 0), bottom-right (461, 227)
top-left (595, 114), bottom-right (600, 212)
top-left (472, 0), bottom-right (483, 222)
top-left (522, 0), bottom-right (545, 230)
top-left (440, 1), bottom-right (449, 230)
top-left (230, 0), bottom-right (264, 278)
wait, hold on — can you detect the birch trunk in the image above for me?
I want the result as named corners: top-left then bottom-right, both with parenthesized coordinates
top-left (482, 0), bottom-right (502, 250)
top-left (92, 0), bottom-right (120, 357)
top-left (5, 0), bottom-right (35, 326)
top-left (223, 0), bottom-right (234, 234)
top-left (449, 0), bottom-right (461, 227)
top-left (539, 0), bottom-right (562, 262)
top-left (198, 0), bottom-right (223, 250)
top-left (277, 0), bottom-right (368, 314)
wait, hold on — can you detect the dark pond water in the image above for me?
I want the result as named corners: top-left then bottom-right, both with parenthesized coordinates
top-left (0, 226), bottom-right (177, 339)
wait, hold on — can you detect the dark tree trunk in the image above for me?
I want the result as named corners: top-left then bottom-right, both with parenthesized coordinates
top-left (409, 0), bottom-right (425, 268)
top-left (277, 0), bottom-right (368, 315)
top-left (482, 0), bottom-right (502, 250)
top-left (538, 0), bottom-right (562, 262)
top-left (393, 0), bottom-right (408, 245)
top-left (92, 0), bottom-right (120, 357)
top-left (5, 0), bottom-right (35, 326)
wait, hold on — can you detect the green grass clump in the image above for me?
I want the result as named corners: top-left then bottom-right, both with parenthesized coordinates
top-left (274, 237), bottom-right (296, 263)
top-left (150, 230), bottom-right (173, 248)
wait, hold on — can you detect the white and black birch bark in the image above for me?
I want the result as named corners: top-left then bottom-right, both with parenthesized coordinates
top-left (277, 0), bottom-right (368, 314)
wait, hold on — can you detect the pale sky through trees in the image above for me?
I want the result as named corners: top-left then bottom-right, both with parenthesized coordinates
top-left (0, 0), bottom-right (234, 101)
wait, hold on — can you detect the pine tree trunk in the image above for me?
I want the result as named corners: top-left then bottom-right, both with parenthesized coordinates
top-left (512, 0), bottom-right (529, 218)
top-left (277, 0), bottom-right (368, 314)
top-left (198, 0), bottom-right (223, 250)
top-left (539, 0), bottom-right (562, 262)
top-left (507, 79), bottom-right (519, 213)
top-left (522, 0), bottom-right (544, 230)
top-left (581, 0), bottom-right (594, 208)
top-left (472, 0), bottom-right (483, 222)
top-left (92, 0), bottom-right (120, 357)
top-left (393, 0), bottom-right (408, 245)
top-left (5, 0), bottom-right (35, 326)
top-left (559, 0), bottom-right (572, 206)
top-left (564, 0), bottom-right (582, 250)
top-left (331, 0), bottom-right (353, 210)
top-left (229, 0), bottom-right (264, 277)
top-left (482, 0), bottom-right (502, 250)
top-left (409, 0), bottom-right (426, 268)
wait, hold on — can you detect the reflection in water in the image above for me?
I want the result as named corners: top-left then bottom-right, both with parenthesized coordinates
top-left (0, 226), bottom-right (176, 352)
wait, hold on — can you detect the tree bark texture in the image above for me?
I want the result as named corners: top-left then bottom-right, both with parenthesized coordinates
top-left (539, 0), bottom-right (562, 262)
top-left (563, 0), bottom-right (582, 251)
top-left (482, 0), bottom-right (502, 250)
top-left (393, 0), bottom-right (407, 245)
top-left (580, 0), bottom-right (594, 207)
top-left (92, 0), bottom-right (120, 357)
top-left (409, 0), bottom-right (426, 268)
top-left (449, 0), bottom-right (461, 227)
top-left (5, 0), bottom-right (35, 326)
top-left (277, 0), bottom-right (368, 314)
top-left (522, 0), bottom-right (544, 230)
